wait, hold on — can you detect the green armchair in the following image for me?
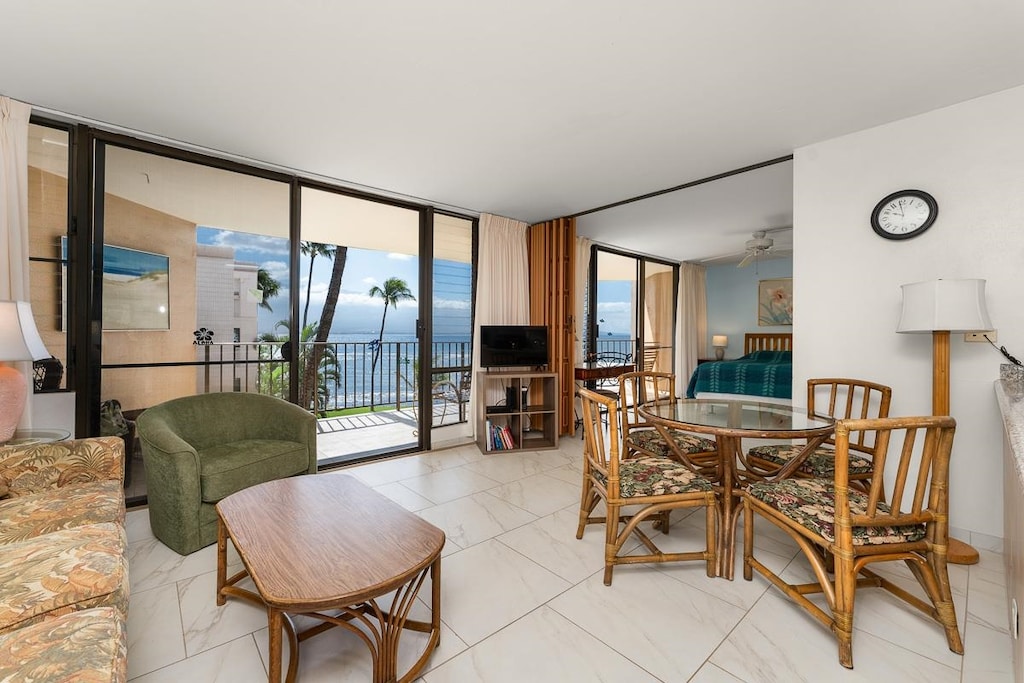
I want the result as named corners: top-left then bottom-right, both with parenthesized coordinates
top-left (137, 392), bottom-right (317, 555)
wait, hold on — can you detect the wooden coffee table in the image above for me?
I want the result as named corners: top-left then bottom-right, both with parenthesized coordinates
top-left (216, 472), bottom-right (445, 682)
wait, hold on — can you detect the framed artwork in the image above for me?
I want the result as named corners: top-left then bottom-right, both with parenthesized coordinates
top-left (103, 244), bottom-right (170, 330)
top-left (758, 278), bottom-right (793, 326)
top-left (64, 239), bottom-right (171, 331)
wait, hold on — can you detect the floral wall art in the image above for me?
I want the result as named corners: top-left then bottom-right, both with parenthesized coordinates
top-left (758, 278), bottom-right (793, 326)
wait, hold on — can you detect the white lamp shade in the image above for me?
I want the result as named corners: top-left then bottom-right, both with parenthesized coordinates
top-left (896, 279), bottom-right (993, 334)
top-left (0, 301), bottom-right (50, 361)
top-left (712, 335), bottom-right (728, 348)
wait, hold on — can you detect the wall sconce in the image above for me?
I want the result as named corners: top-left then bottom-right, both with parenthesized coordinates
top-left (712, 334), bottom-right (728, 361)
top-left (0, 301), bottom-right (51, 442)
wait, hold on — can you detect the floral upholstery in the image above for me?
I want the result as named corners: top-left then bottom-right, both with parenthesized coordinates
top-left (0, 437), bottom-right (128, 678)
top-left (0, 523), bottom-right (129, 634)
top-left (0, 436), bottom-right (124, 496)
top-left (747, 444), bottom-right (873, 476)
top-left (0, 607), bottom-right (126, 683)
top-left (0, 480), bottom-right (125, 546)
top-left (627, 428), bottom-right (716, 458)
top-left (746, 478), bottom-right (926, 545)
top-left (594, 456), bottom-right (713, 497)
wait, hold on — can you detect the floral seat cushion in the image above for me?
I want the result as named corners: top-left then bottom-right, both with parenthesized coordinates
top-left (594, 456), bottom-right (713, 497)
top-left (627, 428), bottom-right (715, 458)
top-left (0, 522), bottom-right (129, 634)
top-left (0, 480), bottom-right (125, 546)
top-left (0, 606), bottom-right (126, 683)
top-left (746, 478), bottom-right (926, 545)
top-left (747, 444), bottom-right (873, 477)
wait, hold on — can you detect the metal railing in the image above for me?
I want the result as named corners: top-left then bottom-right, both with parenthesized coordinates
top-left (196, 340), bottom-right (473, 418)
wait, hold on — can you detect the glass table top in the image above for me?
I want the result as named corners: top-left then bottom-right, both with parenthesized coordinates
top-left (639, 398), bottom-right (834, 434)
top-left (4, 428), bottom-right (72, 446)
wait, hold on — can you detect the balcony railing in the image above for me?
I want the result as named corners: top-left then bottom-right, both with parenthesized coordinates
top-left (195, 340), bottom-right (472, 417)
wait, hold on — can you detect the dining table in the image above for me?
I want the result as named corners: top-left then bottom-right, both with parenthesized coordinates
top-left (637, 398), bottom-right (835, 579)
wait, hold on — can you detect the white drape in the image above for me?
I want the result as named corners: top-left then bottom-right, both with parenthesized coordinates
top-left (675, 262), bottom-right (707, 396)
top-left (573, 236), bottom-right (592, 364)
top-left (472, 213), bottom-right (530, 434)
top-left (1, 96), bottom-right (34, 428)
top-left (1, 96), bottom-right (30, 300)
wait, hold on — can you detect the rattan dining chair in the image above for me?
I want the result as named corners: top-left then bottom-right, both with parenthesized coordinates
top-left (746, 378), bottom-right (892, 490)
top-left (576, 388), bottom-right (717, 585)
top-left (742, 415), bottom-right (962, 669)
top-left (619, 371), bottom-right (717, 473)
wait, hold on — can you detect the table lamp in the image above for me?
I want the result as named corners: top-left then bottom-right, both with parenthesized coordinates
top-left (712, 335), bottom-right (728, 361)
top-left (896, 278), bottom-right (992, 564)
top-left (0, 301), bottom-right (51, 442)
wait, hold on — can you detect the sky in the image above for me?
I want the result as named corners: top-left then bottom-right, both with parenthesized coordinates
top-left (596, 280), bottom-right (634, 338)
top-left (197, 227), bottom-right (471, 338)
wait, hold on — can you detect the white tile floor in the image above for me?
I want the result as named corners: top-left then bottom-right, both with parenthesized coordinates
top-left (126, 436), bottom-right (1016, 682)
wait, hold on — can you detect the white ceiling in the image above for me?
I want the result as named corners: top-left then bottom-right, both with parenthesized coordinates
top-left (4, 1), bottom-right (1024, 262)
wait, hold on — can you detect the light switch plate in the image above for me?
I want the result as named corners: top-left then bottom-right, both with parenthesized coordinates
top-left (965, 331), bottom-right (996, 343)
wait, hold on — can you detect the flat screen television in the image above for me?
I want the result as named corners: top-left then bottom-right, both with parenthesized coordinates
top-left (480, 325), bottom-right (549, 368)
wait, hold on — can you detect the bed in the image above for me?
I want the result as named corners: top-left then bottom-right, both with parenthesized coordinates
top-left (686, 333), bottom-right (793, 403)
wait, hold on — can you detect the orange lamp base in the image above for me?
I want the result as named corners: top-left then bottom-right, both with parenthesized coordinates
top-left (0, 365), bottom-right (28, 443)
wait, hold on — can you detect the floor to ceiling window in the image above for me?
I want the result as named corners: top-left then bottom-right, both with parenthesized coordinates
top-left (24, 117), bottom-right (478, 504)
top-left (298, 185), bottom-right (422, 463)
top-left (589, 246), bottom-right (679, 377)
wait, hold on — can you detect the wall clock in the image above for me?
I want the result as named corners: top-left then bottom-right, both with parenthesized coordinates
top-left (871, 189), bottom-right (938, 240)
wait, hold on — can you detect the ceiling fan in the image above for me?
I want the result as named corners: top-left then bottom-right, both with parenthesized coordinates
top-left (737, 230), bottom-right (775, 268)
top-left (700, 227), bottom-right (792, 268)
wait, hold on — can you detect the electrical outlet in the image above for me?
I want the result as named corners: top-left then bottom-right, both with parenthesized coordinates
top-left (964, 331), bottom-right (996, 343)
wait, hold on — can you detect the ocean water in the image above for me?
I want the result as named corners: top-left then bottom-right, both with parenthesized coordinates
top-left (309, 331), bottom-right (635, 408)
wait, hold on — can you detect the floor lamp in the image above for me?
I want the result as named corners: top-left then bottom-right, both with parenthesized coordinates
top-left (0, 301), bottom-right (51, 442)
top-left (897, 278), bottom-right (992, 565)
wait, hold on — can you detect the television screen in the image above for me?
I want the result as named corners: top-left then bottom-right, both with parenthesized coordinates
top-left (480, 325), bottom-right (548, 368)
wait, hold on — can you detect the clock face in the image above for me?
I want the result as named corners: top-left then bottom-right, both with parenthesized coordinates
top-left (871, 190), bottom-right (938, 240)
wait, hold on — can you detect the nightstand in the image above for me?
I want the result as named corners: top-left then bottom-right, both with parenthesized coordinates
top-left (697, 358), bottom-right (732, 365)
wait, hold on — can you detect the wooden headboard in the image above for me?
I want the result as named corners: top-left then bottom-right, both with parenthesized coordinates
top-left (744, 333), bottom-right (793, 354)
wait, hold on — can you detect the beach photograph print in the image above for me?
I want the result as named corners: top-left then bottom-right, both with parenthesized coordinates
top-left (758, 277), bottom-right (793, 326)
top-left (103, 244), bottom-right (170, 330)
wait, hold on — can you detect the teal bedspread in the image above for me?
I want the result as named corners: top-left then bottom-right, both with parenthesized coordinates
top-left (685, 350), bottom-right (792, 399)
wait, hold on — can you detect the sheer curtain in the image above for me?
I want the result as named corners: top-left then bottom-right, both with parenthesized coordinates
top-left (1, 96), bottom-right (30, 300)
top-left (574, 236), bottom-right (592, 364)
top-left (643, 270), bottom-right (674, 372)
top-left (472, 213), bottom-right (530, 432)
top-left (676, 262), bottom-right (707, 395)
top-left (0, 96), bottom-right (34, 428)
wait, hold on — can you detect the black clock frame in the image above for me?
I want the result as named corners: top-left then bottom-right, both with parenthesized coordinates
top-left (871, 189), bottom-right (938, 240)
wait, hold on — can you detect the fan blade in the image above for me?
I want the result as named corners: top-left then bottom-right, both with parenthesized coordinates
top-left (737, 252), bottom-right (756, 268)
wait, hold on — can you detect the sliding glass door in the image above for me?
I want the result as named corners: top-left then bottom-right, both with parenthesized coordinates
top-left (589, 247), bottom-right (678, 377)
top-left (298, 186), bottom-right (422, 463)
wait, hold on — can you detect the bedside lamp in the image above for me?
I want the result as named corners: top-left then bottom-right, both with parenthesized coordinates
top-left (896, 278), bottom-right (991, 565)
top-left (712, 335), bottom-right (728, 361)
top-left (0, 301), bottom-right (51, 442)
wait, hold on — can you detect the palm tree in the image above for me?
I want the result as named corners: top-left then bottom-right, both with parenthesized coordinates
top-left (299, 247), bottom-right (348, 412)
top-left (259, 319), bottom-right (339, 415)
top-left (300, 241), bottom-right (336, 331)
top-left (368, 277), bottom-right (415, 409)
top-left (256, 268), bottom-right (280, 312)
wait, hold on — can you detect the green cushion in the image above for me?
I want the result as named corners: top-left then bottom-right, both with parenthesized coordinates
top-left (199, 439), bottom-right (310, 503)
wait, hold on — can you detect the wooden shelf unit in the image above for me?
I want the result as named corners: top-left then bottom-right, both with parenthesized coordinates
top-left (476, 371), bottom-right (558, 453)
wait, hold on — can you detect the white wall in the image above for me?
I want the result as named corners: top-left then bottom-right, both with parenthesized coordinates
top-left (706, 257), bottom-right (793, 359)
top-left (794, 85), bottom-right (1024, 540)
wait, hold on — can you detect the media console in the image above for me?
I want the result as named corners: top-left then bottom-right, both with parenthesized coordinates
top-left (476, 370), bottom-right (558, 453)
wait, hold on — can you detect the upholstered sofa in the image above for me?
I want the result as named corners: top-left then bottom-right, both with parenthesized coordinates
top-left (0, 436), bottom-right (129, 682)
top-left (137, 392), bottom-right (318, 555)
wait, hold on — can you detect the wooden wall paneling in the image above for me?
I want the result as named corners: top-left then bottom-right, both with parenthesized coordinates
top-left (528, 218), bottom-right (576, 436)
